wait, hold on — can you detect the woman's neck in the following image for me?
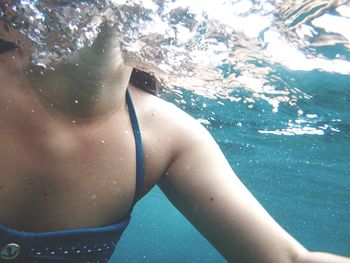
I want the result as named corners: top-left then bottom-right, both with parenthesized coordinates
top-left (27, 52), bottom-right (132, 119)
top-left (4, 27), bottom-right (133, 120)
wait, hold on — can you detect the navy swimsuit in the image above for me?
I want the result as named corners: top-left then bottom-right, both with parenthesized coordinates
top-left (0, 43), bottom-right (144, 262)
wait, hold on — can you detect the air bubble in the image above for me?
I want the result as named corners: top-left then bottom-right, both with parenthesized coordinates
top-left (36, 63), bottom-right (47, 70)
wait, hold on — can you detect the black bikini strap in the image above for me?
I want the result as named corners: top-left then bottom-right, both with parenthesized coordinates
top-left (126, 89), bottom-right (144, 205)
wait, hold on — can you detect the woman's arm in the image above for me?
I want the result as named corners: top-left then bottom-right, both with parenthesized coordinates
top-left (158, 111), bottom-right (349, 263)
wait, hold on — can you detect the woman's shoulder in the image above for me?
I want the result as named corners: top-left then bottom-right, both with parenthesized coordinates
top-left (128, 86), bottom-right (205, 190)
top-left (130, 86), bottom-right (205, 137)
top-left (130, 86), bottom-right (213, 174)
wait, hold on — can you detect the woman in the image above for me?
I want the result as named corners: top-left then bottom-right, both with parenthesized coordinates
top-left (0, 19), bottom-right (349, 263)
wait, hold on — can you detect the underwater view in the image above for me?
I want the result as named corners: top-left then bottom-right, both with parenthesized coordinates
top-left (1, 0), bottom-right (349, 262)
top-left (111, 0), bottom-right (349, 262)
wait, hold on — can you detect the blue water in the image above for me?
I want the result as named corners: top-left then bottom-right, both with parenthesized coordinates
top-left (109, 69), bottom-right (350, 262)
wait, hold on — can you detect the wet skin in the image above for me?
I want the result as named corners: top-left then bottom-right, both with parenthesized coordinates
top-left (0, 30), bottom-right (173, 232)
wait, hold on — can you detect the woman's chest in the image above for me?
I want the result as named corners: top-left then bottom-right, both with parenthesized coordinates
top-left (0, 90), bottom-right (173, 231)
top-left (0, 98), bottom-right (146, 229)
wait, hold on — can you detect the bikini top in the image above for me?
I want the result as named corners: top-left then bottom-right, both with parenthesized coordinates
top-left (0, 57), bottom-right (145, 262)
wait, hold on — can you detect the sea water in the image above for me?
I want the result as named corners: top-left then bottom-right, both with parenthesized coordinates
top-left (2, 0), bottom-right (349, 262)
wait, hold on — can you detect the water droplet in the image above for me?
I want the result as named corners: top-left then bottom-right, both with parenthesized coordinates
top-left (124, 130), bottom-right (129, 135)
top-left (31, 109), bottom-right (35, 113)
top-left (72, 120), bottom-right (76, 124)
top-left (101, 139), bottom-right (105, 144)
top-left (74, 99), bottom-right (79, 104)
